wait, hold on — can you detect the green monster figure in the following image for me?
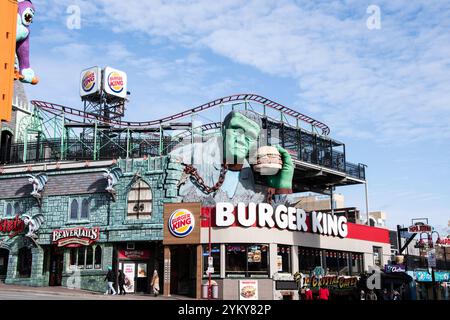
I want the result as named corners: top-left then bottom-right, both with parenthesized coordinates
top-left (222, 111), bottom-right (294, 193)
top-left (171, 110), bottom-right (294, 205)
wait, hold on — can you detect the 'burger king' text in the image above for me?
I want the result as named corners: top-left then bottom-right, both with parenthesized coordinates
top-left (215, 202), bottom-right (348, 238)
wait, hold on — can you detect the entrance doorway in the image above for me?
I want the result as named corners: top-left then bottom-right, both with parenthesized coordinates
top-left (0, 249), bottom-right (9, 283)
top-left (119, 261), bottom-right (149, 294)
top-left (170, 245), bottom-right (197, 298)
top-left (49, 246), bottom-right (64, 286)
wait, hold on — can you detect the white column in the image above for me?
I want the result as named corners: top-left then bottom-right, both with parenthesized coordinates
top-left (291, 245), bottom-right (299, 274)
top-left (269, 243), bottom-right (277, 277)
top-left (220, 244), bottom-right (226, 278)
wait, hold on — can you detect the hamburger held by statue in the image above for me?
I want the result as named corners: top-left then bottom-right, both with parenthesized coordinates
top-left (254, 146), bottom-right (283, 176)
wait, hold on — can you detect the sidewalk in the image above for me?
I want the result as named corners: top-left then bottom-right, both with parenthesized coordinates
top-left (0, 283), bottom-right (195, 300)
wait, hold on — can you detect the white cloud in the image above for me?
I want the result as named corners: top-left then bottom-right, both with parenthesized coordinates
top-left (82, 0), bottom-right (450, 145)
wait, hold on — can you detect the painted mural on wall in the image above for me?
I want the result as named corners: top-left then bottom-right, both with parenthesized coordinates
top-left (170, 110), bottom-right (295, 206)
top-left (15, 0), bottom-right (39, 85)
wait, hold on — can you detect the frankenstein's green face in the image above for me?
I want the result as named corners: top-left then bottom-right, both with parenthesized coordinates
top-left (223, 112), bottom-right (260, 163)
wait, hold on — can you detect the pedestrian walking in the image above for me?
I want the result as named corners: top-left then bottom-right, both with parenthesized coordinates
top-left (104, 266), bottom-right (117, 295)
top-left (392, 290), bottom-right (401, 300)
top-left (150, 269), bottom-right (160, 297)
top-left (366, 289), bottom-right (377, 300)
top-left (118, 269), bottom-right (126, 295)
top-left (381, 289), bottom-right (390, 301)
top-left (360, 290), bottom-right (366, 300)
top-left (304, 286), bottom-right (313, 300)
top-left (318, 286), bottom-right (330, 300)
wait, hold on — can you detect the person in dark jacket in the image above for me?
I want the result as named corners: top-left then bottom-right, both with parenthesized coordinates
top-left (118, 269), bottom-right (126, 295)
top-left (104, 266), bottom-right (117, 295)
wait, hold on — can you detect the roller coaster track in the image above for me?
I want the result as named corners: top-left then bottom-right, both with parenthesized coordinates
top-left (31, 93), bottom-right (330, 135)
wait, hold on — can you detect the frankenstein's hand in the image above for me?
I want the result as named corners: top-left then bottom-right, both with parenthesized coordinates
top-left (266, 145), bottom-right (294, 192)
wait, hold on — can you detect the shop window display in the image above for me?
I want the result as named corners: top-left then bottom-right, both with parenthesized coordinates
top-left (85, 246), bottom-right (93, 269)
top-left (298, 247), bottom-right (322, 274)
top-left (351, 253), bottom-right (363, 275)
top-left (277, 245), bottom-right (291, 273)
top-left (77, 247), bottom-right (86, 269)
top-left (94, 246), bottom-right (102, 269)
top-left (226, 244), bottom-right (269, 278)
top-left (17, 247), bottom-right (32, 278)
top-left (325, 251), bottom-right (339, 275)
top-left (70, 245), bottom-right (102, 270)
top-left (373, 246), bottom-right (383, 267)
top-left (202, 244), bottom-right (220, 278)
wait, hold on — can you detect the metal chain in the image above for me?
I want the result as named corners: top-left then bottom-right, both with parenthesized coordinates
top-left (183, 163), bottom-right (228, 194)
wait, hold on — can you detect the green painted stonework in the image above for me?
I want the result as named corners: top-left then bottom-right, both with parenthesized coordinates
top-left (0, 156), bottom-right (184, 292)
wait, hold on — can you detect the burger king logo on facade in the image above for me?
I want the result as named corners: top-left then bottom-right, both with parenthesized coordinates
top-left (168, 209), bottom-right (195, 238)
top-left (107, 72), bottom-right (124, 93)
top-left (82, 71), bottom-right (96, 93)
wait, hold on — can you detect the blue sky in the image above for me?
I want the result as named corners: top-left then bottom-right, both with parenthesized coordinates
top-left (25, 0), bottom-right (450, 233)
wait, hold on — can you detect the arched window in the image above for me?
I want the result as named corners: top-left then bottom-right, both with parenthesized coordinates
top-left (70, 199), bottom-right (79, 220)
top-left (77, 247), bottom-right (85, 269)
top-left (127, 180), bottom-right (152, 219)
top-left (5, 203), bottom-right (12, 217)
top-left (69, 248), bottom-right (77, 267)
top-left (13, 202), bottom-right (21, 216)
top-left (81, 199), bottom-right (90, 219)
top-left (17, 247), bottom-right (32, 278)
top-left (85, 246), bottom-right (93, 269)
top-left (94, 246), bottom-right (102, 269)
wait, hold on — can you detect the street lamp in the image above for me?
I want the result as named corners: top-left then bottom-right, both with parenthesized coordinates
top-left (428, 230), bottom-right (440, 300)
top-left (200, 205), bottom-right (213, 300)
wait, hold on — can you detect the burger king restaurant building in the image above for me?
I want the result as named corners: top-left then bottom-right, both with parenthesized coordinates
top-left (163, 201), bottom-right (391, 300)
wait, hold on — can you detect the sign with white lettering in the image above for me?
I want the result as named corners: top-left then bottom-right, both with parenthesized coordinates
top-left (385, 264), bottom-right (406, 273)
top-left (52, 227), bottom-right (100, 248)
top-left (215, 202), bottom-right (348, 238)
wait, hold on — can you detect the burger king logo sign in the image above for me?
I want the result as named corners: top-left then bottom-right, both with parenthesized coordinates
top-left (82, 71), bottom-right (96, 93)
top-left (108, 72), bottom-right (124, 93)
top-left (168, 209), bottom-right (195, 238)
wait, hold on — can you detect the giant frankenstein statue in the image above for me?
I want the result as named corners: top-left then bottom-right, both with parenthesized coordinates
top-left (171, 110), bottom-right (294, 205)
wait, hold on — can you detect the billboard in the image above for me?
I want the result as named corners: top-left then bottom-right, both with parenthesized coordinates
top-left (79, 67), bottom-right (101, 97)
top-left (0, 0), bottom-right (18, 122)
top-left (103, 66), bottom-right (127, 99)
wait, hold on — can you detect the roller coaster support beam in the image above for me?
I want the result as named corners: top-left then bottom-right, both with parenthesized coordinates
top-left (60, 113), bottom-right (65, 160)
top-left (126, 128), bottom-right (130, 159)
top-left (93, 122), bottom-right (98, 161)
top-left (159, 124), bottom-right (163, 156)
top-left (23, 129), bottom-right (28, 163)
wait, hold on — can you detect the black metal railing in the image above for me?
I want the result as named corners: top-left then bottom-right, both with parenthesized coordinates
top-left (2, 131), bottom-right (365, 180)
